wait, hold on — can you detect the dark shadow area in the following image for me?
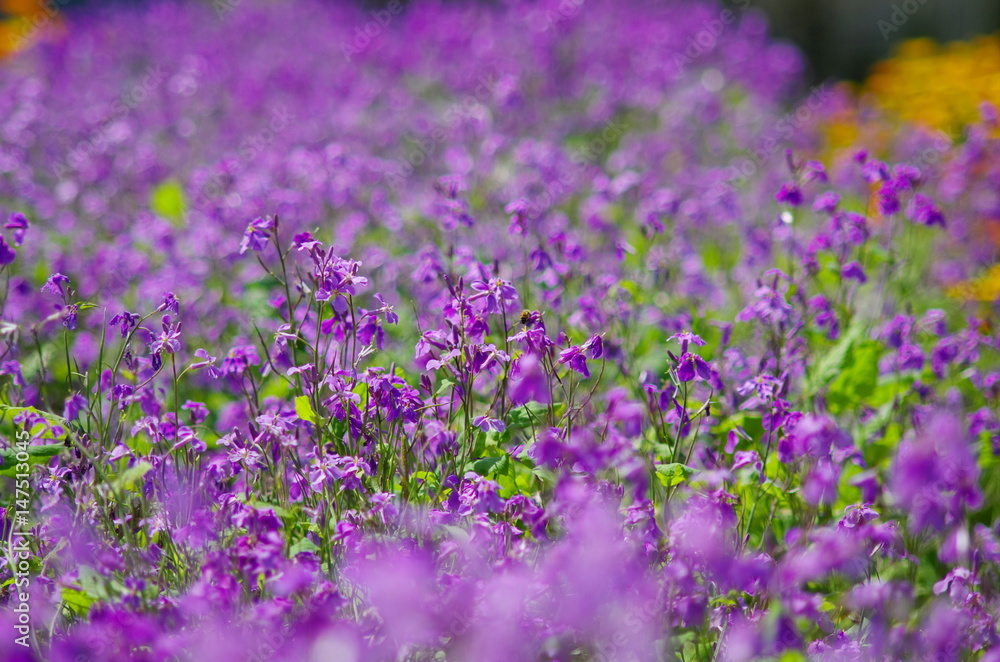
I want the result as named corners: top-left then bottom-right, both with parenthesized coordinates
top-left (735, 0), bottom-right (1000, 83)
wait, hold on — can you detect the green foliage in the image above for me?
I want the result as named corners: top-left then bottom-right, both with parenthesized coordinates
top-left (150, 179), bottom-right (188, 226)
top-left (0, 443), bottom-right (65, 476)
top-left (655, 462), bottom-right (695, 488)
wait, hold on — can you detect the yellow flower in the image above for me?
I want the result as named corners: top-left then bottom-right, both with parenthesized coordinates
top-left (0, 0), bottom-right (65, 57)
top-left (825, 34), bottom-right (1000, 152)
top-left (865, 35), bottom-right (1000, 136)
top-left (948, 264), bottom-right (1000, 302)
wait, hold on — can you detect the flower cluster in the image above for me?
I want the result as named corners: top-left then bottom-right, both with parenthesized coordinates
top-left (0, 0), bottom-right (998, 660)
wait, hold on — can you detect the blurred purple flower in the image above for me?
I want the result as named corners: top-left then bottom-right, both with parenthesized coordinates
top-left (5, 212), bottom-right (28, 246)
top-left (0, 236), bottom-right (16, 266)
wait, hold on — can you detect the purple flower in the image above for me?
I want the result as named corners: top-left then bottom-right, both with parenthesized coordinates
top-left (737, 373), bottom-right (782, 402)
top-left (841, 261), bottom-right (867, 283)
top-left (809, 296), bottom-right (839, 339)
top-left (906, 193), bottom-right (945, 227)
top-left (228, 446), bottom-right (262, 468)
top-left (676, 352), bottom-right (711, 382)
top-left (893, 164), bottom-right (922, 189)
top-left (189, 349), bottom-right (219, 376)
top-left (732, 450), bottom-right (761, 472)
top-left (667, 331), bottom-right (706, 355)
top-left (62, 304), bottom-right (79, 330)
top-left (41, 273), bottom-right (70, 298)
top-left (876, 184), bottom-right (900, 216)
top-left (472, 416), bottom-right (506, 433)
top-left (182, 400), bottom-right (210, 424)
top-left (803, 160), bottom-right (828, 183)
top-left (219, 345), bottom-right (261, 376)
top-left (357, 313), bottom-right (385, 349)
top-left (108, 384), bottom-right (134, 408)
top-left (293, 231), bottom-right (322, 252)
top-left (737, 284), bottom-right (793, 326)
top-left (889, 411), bottom-right (981, 532)
top-left (109, 311), bottom-right (140, 339)
top-left (505, 198), bottom-right (530, 237)
top-left (0, 361), bottom-right (25, 387)
top-left (839, 503), bottom-right (879, 530)
top-left (812, 191), bottom-right (840, 214)
top-left (373, 293), bottom-right (399, 324)
top-left (156, 292), bottom-right (180, 314)
top-left (786, 415), bottom-right (853, 461)
top-left (0, 236), bottom-right (16, 266)
top-left (775, 182), bottom-right (803, 207)
top-left (582, 334), bottom-right (604, 359)
top-left (150, 316), bottom-right (182, 354)
top-left (836, 211), bottom-right (869, 245)
top-left (803, 460), bottom-right (840, 505)
top-left (558, 345), bottom-right (590, 378)
top-left (469, 277), bottom-right (518, 315)
top-left (239, 216), bottom-right (275, 254)
top-left (509, 352), bottom-right (550, 405)
top-left (861, 159), bottom-right (890, 183)
top-left (931, 336), bottom-right (963, 378)
top-left (5, 212), bottom-right (28, 246)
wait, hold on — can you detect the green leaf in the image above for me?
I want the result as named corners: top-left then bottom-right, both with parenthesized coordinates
top-left (78, 566), bottom-right (110, 601)
top-left (410, 470), bottom-right (438, 485)
top-left (294, 395), bottom-right (317, 424)
top-left (471, 454), bottom-right (510, 477)
top-left (150, 179), bottom-right (187, 225)
top-left (827, 341), bottom-right (881, 412)
top-left (857, 399), bottom-right (896, 442)
top-left (655, 462), bottom-right (695, 487)
top-left (288, 537), bottom-right (319, 557)
top-left (61, 588), bottom-right (96, 616)
top-left (0, 443), bottom-right (64, 476)
top-left (236, 498), bottom-right (294, 519)
top-left (497, 471), bottom-right (520, 499)
top-left (112, 462), bottom-right (153, 492)
top-left (435, 379), bottom-right (456, 397)
top-left (506, 403), bottom-right (548, 431)
top-left (618, 279), bottom-right (639, 298)
top-left (803, 322), bottom-right (866, 398)
top-left (0, 405), bottom-right (68, 425)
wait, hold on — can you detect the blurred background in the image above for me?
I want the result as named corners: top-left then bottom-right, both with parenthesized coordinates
top-left (3, 0), bottom-right (999, 83)
top-left (744, 0), bottom-right (1000, 83)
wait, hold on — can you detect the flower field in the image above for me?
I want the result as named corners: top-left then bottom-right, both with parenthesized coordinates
top-left (1, 0), bottom-right (1000, 660)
